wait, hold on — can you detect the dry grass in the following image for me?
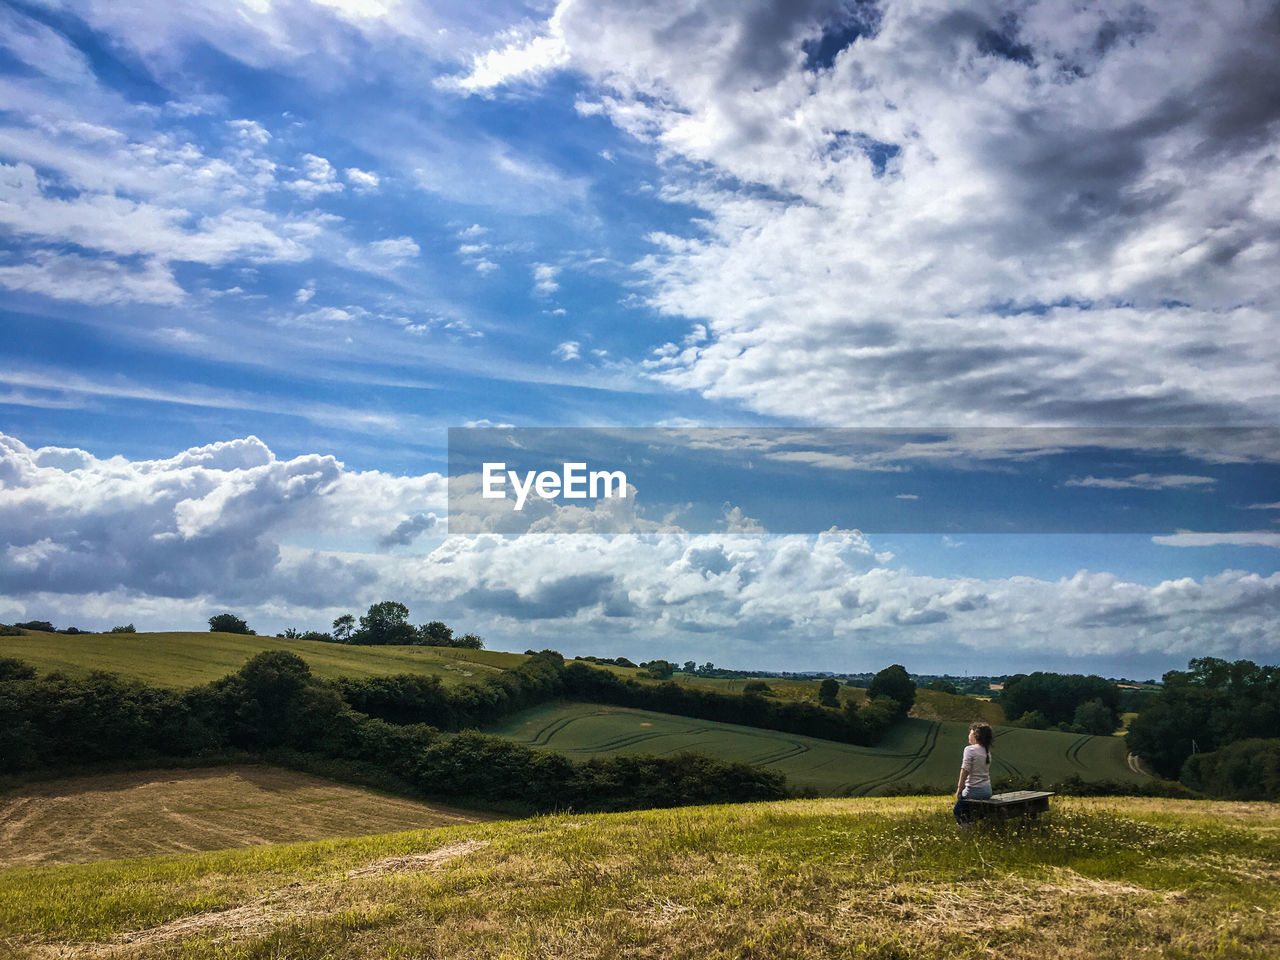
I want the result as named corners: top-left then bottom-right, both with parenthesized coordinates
top-left (0, 765), bottom-right (494, 868)
top-left (2, 795), bottom-right (1278, 959)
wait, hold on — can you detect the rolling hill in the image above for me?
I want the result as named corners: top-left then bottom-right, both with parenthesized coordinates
top-left (0, 631), bottom-right (523, 688)
top-left (488, 702), bottom-right (1143, 795)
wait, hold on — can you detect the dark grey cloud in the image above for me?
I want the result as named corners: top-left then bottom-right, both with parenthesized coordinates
top-left (379, 513), bottom-right (441, 547)
top-left (459, 572), bottom-right (622, 620)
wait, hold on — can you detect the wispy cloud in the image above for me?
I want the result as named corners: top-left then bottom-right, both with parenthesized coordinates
top-left (1065, 474), bottom-right (1217, 491)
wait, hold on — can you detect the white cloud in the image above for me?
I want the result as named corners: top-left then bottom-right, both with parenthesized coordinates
top-left (0, 251), bottom-right (184, 305)
top-left (443, 15), bottom-right (570, 94)
top-left (345, 166), bottom-right (380, 192)
top-left (368, 236), bottom-right (420, 261)
top-left (295, 282), bottom-right (316, 303)
top-left (228, 119), bottom-right (271, 146)
top-left (286, 153), bottom-right (344, 198)
top-left (3, 431), bottom-right (1278, 669)
top-left (1064, 474), bottom-right (1218, 491)
top-left (1152, 532), bottom-right (1280, 549)
top-left (458, 0), bottom-right (1280, 427)
top-left (0, 6), bottom-right (96, 86)
top-left (895, 493), bottom-right (919, 501)
top-left (532, 262), bottom-right (559, 295)
top-left (554, 340), bottom-right (580, 361)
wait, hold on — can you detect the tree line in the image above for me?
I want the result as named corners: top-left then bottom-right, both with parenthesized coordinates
top-left (0, 653), bottom-right (784, 812)
top-left (208, 602), bottom-right (484, 649)
top-left (340, 656), bottom-right (917, 746)
top-left (1126, 657), bottom-right (1280, 800)
top-left (999, 672), bottom-right (1123, 735)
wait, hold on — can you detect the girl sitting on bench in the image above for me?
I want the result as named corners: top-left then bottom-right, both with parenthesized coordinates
top-left (954, 721), bottom-right (994, 825)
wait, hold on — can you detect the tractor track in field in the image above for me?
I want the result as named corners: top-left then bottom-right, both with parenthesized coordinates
top-left (847, 721), bottom-right (941, 797)
top-left (1066, 735), bottom-right (1090, 768)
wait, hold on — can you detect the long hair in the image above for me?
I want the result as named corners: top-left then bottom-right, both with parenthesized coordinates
top-left (971, 721), bottom-right (993, 763)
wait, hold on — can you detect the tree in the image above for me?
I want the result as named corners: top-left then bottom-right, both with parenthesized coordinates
top-left (1000, 672), bottom-right (1120, 730)
top-left (926, 679), bottom-right (958, 695)
top-left (208, 613), bottom-right (253, 635)
top-left (818, 677), bottom-right (840, 708)
top-left (332, 614), bottom-right (355, 642)
top-left (456, 633), bottom-right (485, 650)
top-left (1072, 698), bottom-right (1115, 735)
top-left (682, 661), bottom-right (697, 674)
top-left (1127, 658), bottom-right (1280, 779)
top-left (868, 664), bottom-right (916, 717)
top-left (416, 620), bottom-right (453, 646)
top-left (643, 660), bottom-right (675, 681)
top-left (356, 601), bottom-right (414, 645)
top-left (1015, 710), bottom-right (1050, 730)
top-left (109, 624), bottom-right (136, 633)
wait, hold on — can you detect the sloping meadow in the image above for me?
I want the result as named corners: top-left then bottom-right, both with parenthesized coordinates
top-left (1, 796), bottom-right (1277, 959)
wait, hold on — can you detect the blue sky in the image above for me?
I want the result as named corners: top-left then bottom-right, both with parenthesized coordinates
top-left (2, 0), bottom-right (1279, 677)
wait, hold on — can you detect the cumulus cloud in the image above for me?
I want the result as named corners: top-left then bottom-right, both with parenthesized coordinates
top-left (532, 262), bottom-right (559, 296)
top-left (3, 431), bottom-right (1278, 670)
top-left (286, 153), bottom-right (344, 198)
top-left (456, 0), bottom-right (1280, 426)
top-left (345, 166), bottom-right (380, 191)
top-left (0, 432), bottom-right (444, 604)
top-left (554, 340), bottom-right (580, 361)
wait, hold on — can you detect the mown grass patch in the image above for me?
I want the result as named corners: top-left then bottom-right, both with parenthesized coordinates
top-left (3, 797), bottom-right (1277, 959)
top-left (0, 765), bottom-right (494, 869)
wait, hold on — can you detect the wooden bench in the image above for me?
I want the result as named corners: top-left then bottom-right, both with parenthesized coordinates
top-left (965, 790), bottom-right (1054, 821)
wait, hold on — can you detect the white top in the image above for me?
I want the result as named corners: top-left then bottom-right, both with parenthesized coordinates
top-left (961, 743), bottom-right (991, 789)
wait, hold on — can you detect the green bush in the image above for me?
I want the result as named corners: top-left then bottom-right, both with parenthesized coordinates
top-left (1180, 738), bottom-right (1280, 800)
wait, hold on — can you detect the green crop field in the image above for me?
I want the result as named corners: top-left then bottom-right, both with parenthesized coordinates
top-left (0, 631), bottom-right (525, 688)
top-left (2, 795), bottom-right (1277, 959)
top-left (569, 663), bottom-right (1007, 723)
top-left (488, 702), bottom-right (1144, 795)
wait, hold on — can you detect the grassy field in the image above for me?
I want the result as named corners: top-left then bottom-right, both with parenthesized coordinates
top-left (0, 631), bottom-right (524, 688)
top-left (0, 766), bottom-right (494, 869)
top-left (1, 795), bottom-right (1276, 958)
top-left (1, 633), bottom-right (1009, 728)
top-left (489, 703), bottom-right (1143, 795)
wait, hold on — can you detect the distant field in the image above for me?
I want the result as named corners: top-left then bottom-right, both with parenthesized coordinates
top-left (489, 702), bottom-right (1143, 795)
top-left (0, 631), bottom-right (525, 688)
top-left (579, 666), bottom-right (1006, 723)
top-left (2, 796), bottom-right (1276, 958)
top-left (0, 765), bottom-right (494, 868)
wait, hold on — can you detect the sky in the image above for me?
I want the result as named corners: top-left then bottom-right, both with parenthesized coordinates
top-left (2, 0), bottom-right (1279, 678)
